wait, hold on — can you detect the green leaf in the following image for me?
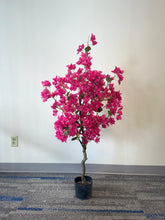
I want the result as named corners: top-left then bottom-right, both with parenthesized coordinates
top-left (106, 76), bottom-right (112, 83)
top-left (79, 93), bottom-right (84, 99)
top-left (108, 110), bottom-right (113, 116)
top-left (97, 107), bottom-right (103, 112)
top-left (64, 130), bottom-right (69, 136)
top-left (71, 137), bottom-right (78, 141)
top-left (76, 120), bottom-right (80, 127)
top-left (66, 92), bottom-right (70, 100)
top-left (85, 46), bottom-right (91, 52)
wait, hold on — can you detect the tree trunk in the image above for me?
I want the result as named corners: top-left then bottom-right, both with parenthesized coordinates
top-left (81, 141), bottom-right (87, 184)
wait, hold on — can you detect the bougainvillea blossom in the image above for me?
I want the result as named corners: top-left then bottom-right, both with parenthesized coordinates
top-left (77, 44), bottom-right (85, 54)
top-left (112, 66), bottom-right (124, 85)
top-left (41, 34), bottom-right (124, 144)
top-left (42, 80), bottom-right (51, 87)
top-left (91, 33), bottom-right (97, 45)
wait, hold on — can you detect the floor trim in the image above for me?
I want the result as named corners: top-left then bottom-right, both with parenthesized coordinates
top-left (0, 163), bottom-right (165, 175)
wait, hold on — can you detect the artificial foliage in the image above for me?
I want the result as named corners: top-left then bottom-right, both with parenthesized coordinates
top-left (41, 34), bottom-right (124, 183)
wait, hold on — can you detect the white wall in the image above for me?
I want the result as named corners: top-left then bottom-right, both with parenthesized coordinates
top-left (0, 0), bottom-right (165, 165)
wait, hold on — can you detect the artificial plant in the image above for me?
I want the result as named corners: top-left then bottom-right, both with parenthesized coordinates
top-left (41, 34), bottom-right (124, 184)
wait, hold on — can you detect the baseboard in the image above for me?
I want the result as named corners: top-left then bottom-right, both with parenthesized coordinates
top-left (0, 163), bottom-right (165, 175)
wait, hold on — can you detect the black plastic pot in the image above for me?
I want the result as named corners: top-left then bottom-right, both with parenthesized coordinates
top-left (74, 176), bottom-right (92, 199)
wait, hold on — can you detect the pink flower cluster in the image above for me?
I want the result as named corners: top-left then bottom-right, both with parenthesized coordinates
top-left (41, 34), bottom-right (124, 144)
top-left (91, 33), bottom-right (97, 45)
top-left (112, 66), bottom-right (124, 85)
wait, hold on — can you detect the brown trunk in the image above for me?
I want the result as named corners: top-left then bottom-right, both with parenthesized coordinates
top-left (81, 140), bottom-right (87, 184)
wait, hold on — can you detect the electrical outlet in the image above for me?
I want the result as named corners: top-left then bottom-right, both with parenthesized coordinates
top-left (11, 136), bottom-right (18, 147)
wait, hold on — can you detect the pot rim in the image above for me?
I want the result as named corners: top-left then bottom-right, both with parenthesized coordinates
top-left (74, 176), bottom-right (92, 184)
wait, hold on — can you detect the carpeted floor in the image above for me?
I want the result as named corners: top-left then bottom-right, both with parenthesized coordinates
top-left (0, 172), bottom-right (165, 219)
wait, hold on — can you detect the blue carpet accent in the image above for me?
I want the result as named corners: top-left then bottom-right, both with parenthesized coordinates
top-left (18, 207), bottom-right (43, 211)
top-left (0, 196), bottom-right (23, 201)
top-left (0, 176), bottom-right (39, 179)
top-left (145, 213), bottom-right (165, 218)
top-left (0, 176), bottom-right (74, 180)
top-left (53, 208), bottom-right (144, 213)
top-left (40, 177), bottom-right (73, 180)
top-left (17, 207), bottom-right (144, 213)
top-left (18, 207), bottom-right (165, 218)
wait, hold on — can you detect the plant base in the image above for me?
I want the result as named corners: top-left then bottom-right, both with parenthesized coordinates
top-left (74, 176), bottom-right (92, 199)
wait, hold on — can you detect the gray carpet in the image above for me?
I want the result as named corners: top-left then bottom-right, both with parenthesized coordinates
top-left (0, 172), bottom-right (165, 219)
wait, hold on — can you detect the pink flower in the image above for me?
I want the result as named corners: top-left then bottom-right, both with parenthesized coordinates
top-left (41, 88), bottom-right (51, 102)
top-left (95, 137), bottom-right (100, 143)
top-left (111, 66), bottom-right (124, 85)
top-left (67, 63), bottom-right (76, 73)
top-left (53, 109), bottom-right (58, 116)
top-left (54, 113), bottom-right (79, 142)
top-left (42, 80), bottom-right (51, 87)
top-left (51, 101), bottom-right (59, 110)
top-left (116, 115), bottom-right (122, 120)
top-left (67, 64), bottom-right (76, 70)
top-left (109, 117), bottom-right (115, 125)
top-left (76, 52), bottom-right (93, 68)
top-left (77, 44), bottom-right (84, 54)
top-left (91, 33), bottom-right (97, 46)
